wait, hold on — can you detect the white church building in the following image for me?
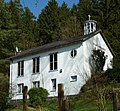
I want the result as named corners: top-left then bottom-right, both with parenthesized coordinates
top-left (9, 16), bottom-right (113, 100)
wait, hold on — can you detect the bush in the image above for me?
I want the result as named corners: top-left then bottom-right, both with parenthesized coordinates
top-left (28, 87), bottom-right (49, 107)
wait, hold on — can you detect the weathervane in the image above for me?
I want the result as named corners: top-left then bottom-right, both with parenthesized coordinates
top-left (88, 15), bottom-right (91, 20)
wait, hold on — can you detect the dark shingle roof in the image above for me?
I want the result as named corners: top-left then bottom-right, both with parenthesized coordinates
top-left (10, 30), bottom-right (114, 60)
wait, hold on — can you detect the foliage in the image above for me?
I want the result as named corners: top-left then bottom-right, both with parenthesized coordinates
top-left (0, 75), bottom-right (9, 110)
top-left (92, 49), bottom-right (106, 72)
top-left (28, 87), bottom-right (48, 107)
top-left (37, 0), bottom-right (59, 44)
top-left (106, 65), bottom-right (120, 82)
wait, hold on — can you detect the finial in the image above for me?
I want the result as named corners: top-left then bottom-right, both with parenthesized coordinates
top-left (16, 46), bottom-right (18, 53)
top-left (15, 46), bottom-right (21, 55)
top-left (88, 15), bottom-right (91, 20)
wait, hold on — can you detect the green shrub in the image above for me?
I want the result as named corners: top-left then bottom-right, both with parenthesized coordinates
top-left (28, 87), bottom-right (49, 107)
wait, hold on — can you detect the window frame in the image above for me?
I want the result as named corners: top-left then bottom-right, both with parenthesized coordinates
top-left (32, 81), bottom-right (40, 88)
top-left (18, 83), bottom-right (24, 94)
top-left (33, 57), bottom-right (40, 74)
top-left (71, 49), bottom-right (77, 58)
top-left (49, 53), bottom-right (58, 71)
top-left (51, 79), bottom-right (56, 92)
top-left (70, 75), bottom-right (77, 82)
top-left (18, 61), bottom-right (24, 77)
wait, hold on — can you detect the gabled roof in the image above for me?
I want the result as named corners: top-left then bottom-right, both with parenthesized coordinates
top-left (10, 30), bottom-right (114, 60)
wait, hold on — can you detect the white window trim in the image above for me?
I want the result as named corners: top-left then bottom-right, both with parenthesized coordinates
top-left (32, 81), bottom-right (40, 88)
top-left (17, 83), bottom-right (24, 94)
top-left (33, 57), bottom-right (40, 74)
top-left (70, 75), bottom-right (77, 82)
top-left (18, 61), bottom-right (24, 77)
top-left (50, 53), bottom-right (58, 71)
top-left (51, 79), bottom-right (56, 92)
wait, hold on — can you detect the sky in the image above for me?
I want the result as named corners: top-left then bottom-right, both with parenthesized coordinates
top-left (5, 0), bottom-right (79, 18)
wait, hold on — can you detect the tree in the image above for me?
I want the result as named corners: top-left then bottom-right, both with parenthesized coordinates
top-left (37, 0), bottom-right (59, 45)
top-left (18, 7), bottom-right (37, 50)
top-left (77, 0), bottom-right (93, 25)
top-left (52, 2), bottom-right (70, 40)
top-left (9, 0), bottom-right (23, 29)
top-left (0, 74), bottom-right (9, 110)
top-left (53, 3), bottom-right (82, 40)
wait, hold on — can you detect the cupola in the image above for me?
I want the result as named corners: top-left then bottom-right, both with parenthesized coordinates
top-left (84, 15), bottom-right (97, 35)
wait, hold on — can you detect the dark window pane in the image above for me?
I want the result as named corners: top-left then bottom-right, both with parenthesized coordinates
top-left (54, 53), bottom-right (57, 70)
top-left (37, 66), bottom-right (39, 72)
top-left (21, 68), bottom-right (24, 76)
top-left (18, 62), bottom-right (20, 76)
top-left (50, 54), bottom-right (53, 70)
top-left (74, 50), bottom-right (77, 57)
top-left (71, 50), bottom-right (77, 57)
top-left (53, 79), bottom-right (56, 90)
top-left (71, 50), bottom-right (73, 57)
top-left (91, 23), bottom-right (93, 31)
top-left (33, 58), bottom-right (35, 73)
top-left (50, 62), bottom-right (53, 70)
top-left (21, 61), bottom-right (24, 76)
top-left (54, 53), bottom-right (57, 61)
top-left (21, 61), bottom-right (24, 69)
top-left (37, 57), bottom-right (39, 72)
top-left (54, 61), bottom-right (57, 70)
top-left (50, 54), bottom-right (53, 62)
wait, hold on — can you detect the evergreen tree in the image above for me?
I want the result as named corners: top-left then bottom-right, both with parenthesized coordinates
top-left (53, 2), bottom-right (70, 40)
top-left (9, 0), bottom-right (23, 29)
top-left (19, 7), bottom-right (37, 50)
top-left (77, 0), bottom-right (93, 25)
top-left (37, 0), bottom-right (59, 44)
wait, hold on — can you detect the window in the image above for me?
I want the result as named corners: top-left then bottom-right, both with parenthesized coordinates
top-left (88, 23), bottom-right (90, 33)
top-left (18, 83), bottom-right (24, 94)
top-left (71, 49), bottom-right (77, 58)
top-left (18, 61), bottom-right (24, 76)
top-left (91, 23), bottom-right (93, 32)
top-left (70, 75), bottom-right (77, 82)
top-left (33, 57), bottom-right (39, 73)
top-left (50, 53), bottom-right (57, 70)
top-left (51, 79), bottom-right (56, 91)
top-left (33, 81), bottom-right (40, 88)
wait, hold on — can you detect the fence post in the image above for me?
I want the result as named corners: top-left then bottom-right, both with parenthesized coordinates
top-left (113, 92), bottom-right (117, 111)
top-left (58, 84), bottom-right (64, 111)
top-left (62, 100), bottom-right (66, 111)
top-left (68, 101), bottom-right (72, 111)
top-left (23, 86), bottom-right (28, 111)
top-left (113, 88), bottom-right (120, 111)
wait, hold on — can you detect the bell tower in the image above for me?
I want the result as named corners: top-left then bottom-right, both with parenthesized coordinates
top-left (84, 15), bottom-right (97, 35)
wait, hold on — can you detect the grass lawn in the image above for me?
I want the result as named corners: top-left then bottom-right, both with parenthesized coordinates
top-left (6, 107), bottom-right (38, 111)
top-left (6, 100), bottom-right (113, 111)
top-left (72, 99), bottom-right (113, 111)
